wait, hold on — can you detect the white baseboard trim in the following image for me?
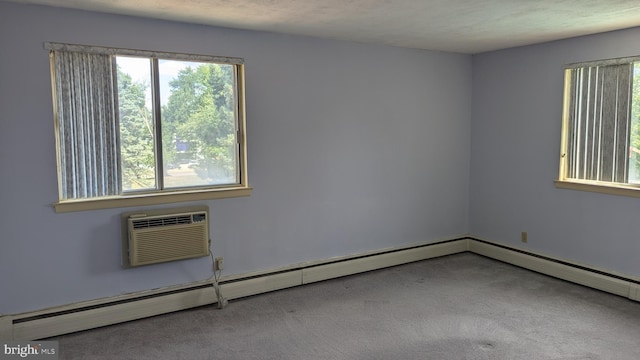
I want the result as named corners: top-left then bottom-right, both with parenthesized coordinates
top-left (0, 316), bottom-right (12, 340)
top-left (628, 283), bottom-right (640, 302)
top-left (6, 237), bottom-right (638, 340)
top-left (12, 285), bottom-right (217, 341)
top-left (221, 271), bottom-right (303, 300)
top-left (302, 240), bottom-right (468, 284)
top-left (468, 239), bottom-right (639, 301)
top-left (6, 238), bottom-right (467, 340)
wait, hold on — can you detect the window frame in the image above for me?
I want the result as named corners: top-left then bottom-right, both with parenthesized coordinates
top-left (556, 55), bottom-right (640, 198)
top-left (46, 42), bottom-right (251, 212)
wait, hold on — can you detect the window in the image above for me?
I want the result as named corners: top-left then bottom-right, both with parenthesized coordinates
top-left (556, 56), bottom-right (640, 197)
top-left (47, 43), bottom-right (250, 212)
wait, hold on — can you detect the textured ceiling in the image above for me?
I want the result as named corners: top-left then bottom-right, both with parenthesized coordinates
top-left (6, 0), bottom-right (640, 53)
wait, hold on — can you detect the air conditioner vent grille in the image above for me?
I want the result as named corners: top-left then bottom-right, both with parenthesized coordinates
top-left (127, 210), bottom-right (209, 267)
top-left (131, 214), bottom-right (195, 229)
top-left (133, 225), bottom-right (208, 264)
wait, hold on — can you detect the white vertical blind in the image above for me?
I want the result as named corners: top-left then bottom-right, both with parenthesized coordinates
top-left (51, 50), bottom-right (122, 199)
top-left (567, 63), bottom-right (632, 183)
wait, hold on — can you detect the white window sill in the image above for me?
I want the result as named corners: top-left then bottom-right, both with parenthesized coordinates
top-left (554, 179), bottom-right (640, 198)
top-left (53, 186), bottom-right (252, 213)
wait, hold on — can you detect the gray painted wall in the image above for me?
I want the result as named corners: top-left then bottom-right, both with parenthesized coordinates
top-left (470, 27), bottom-right (640, 277)
top-left (0, 3), bottom-right (471, 314)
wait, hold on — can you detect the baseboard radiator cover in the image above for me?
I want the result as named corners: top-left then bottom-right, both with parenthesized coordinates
top-left (5, 237), bottom-right (638, 341)
top-left (302, 240), bottom-right (468, 284)
top-left (4, 238), bottom-right (467, 340)
top-left (630, 284), bottom-right (640, 301)
top-left (0, 316), bottom-right (11, 341)
top-left (468, 238), bottom-right (640, 301)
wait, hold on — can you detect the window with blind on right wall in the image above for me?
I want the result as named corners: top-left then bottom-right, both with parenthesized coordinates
top-left (555, 57), bottom-right (640, 197)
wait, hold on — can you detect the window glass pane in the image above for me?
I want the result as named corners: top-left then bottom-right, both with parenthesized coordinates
top-left (629, 63), bottom-right (640, 184)
top-left (116, 56), bottom-right (156, 191)
top-left (159, 60), bottom-right (238, 188)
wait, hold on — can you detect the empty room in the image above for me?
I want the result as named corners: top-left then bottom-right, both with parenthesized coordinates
top-left (1, 1), bottom-right (640, 359)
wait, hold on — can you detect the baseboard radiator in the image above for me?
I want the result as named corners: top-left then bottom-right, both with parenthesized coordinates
top-left (2, 237), bottom-right (639, 340)
top-left (1, 238), bottom-right (468, 340)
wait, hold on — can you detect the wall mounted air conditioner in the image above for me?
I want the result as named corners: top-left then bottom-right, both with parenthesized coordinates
top-left (127, 210), bottom-right (210, 267)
